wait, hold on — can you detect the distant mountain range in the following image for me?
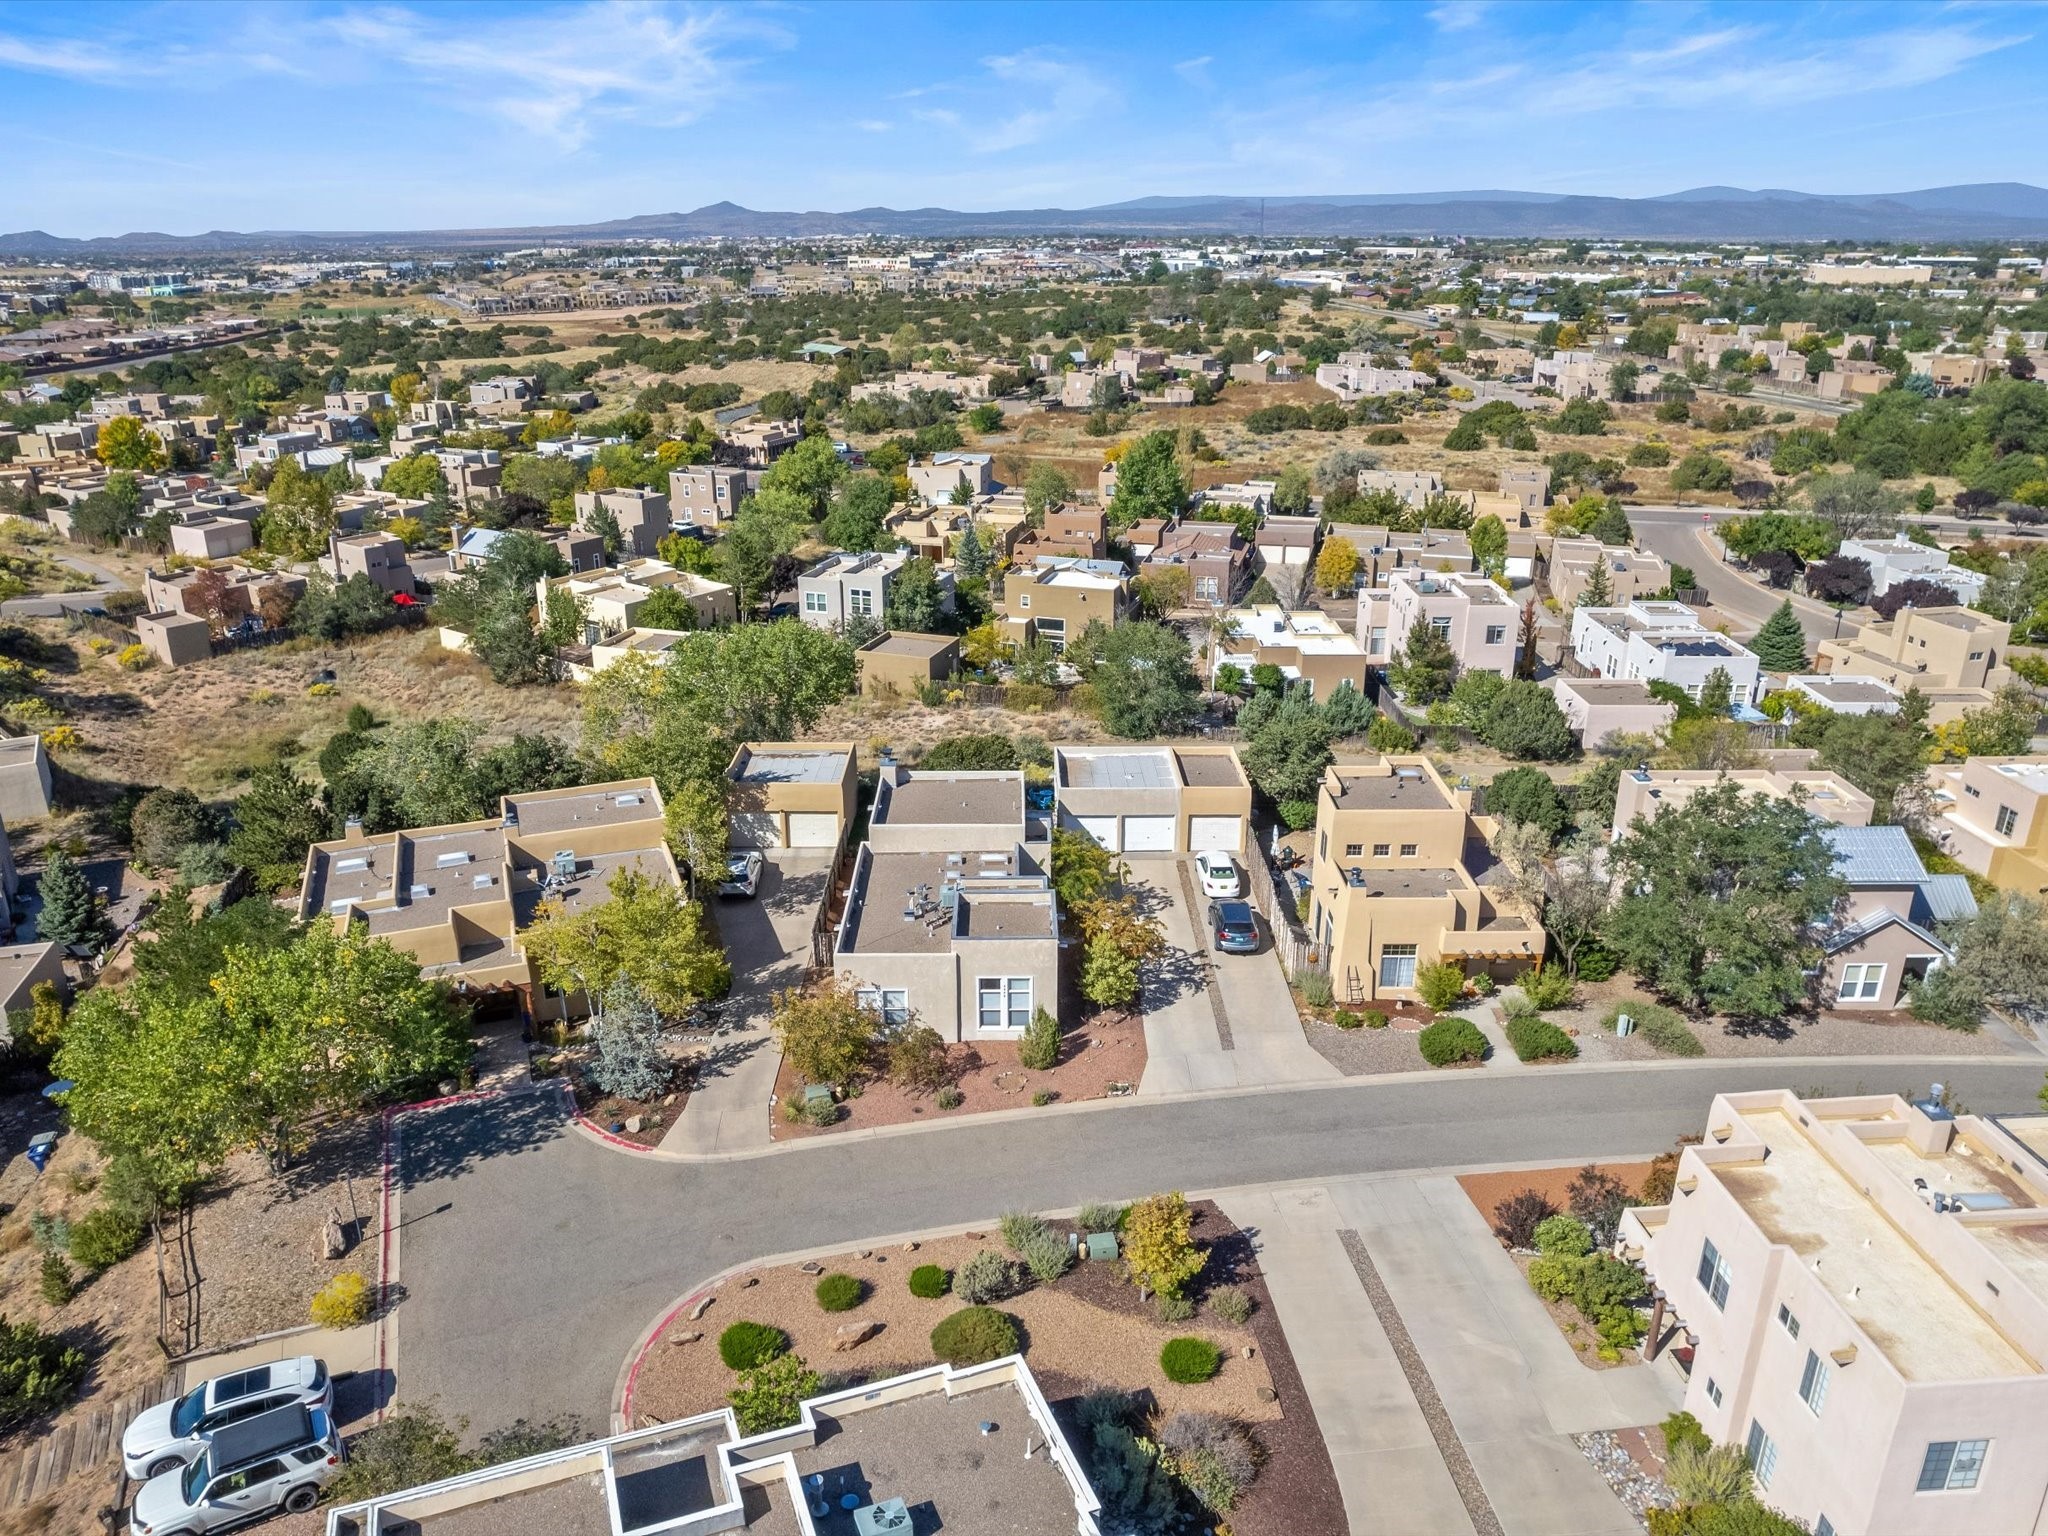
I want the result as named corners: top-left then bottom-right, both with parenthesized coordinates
top-left (7, 184), bottom-right (2048, 257)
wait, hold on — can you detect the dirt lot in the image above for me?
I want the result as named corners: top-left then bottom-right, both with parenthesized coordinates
top-left (632, 1201), bottom-right (1345, 1536)
top-left (770, 1010), bottom-right (1145, 1139)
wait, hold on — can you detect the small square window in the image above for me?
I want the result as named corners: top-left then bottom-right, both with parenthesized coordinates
top-left (1485, 624), bottom-right (1506, 645)
top-left (1399, 843), bottom-right (1418, 857)
top-left (1372, 843), bottom-right (1391, 857)
top-left (1777, 1303), bottom-right (1800, 1339)
top-left (1345, 843), bottom-right (1363, 857)
top-left (1705, 1377), bottom-right (1723, 1408)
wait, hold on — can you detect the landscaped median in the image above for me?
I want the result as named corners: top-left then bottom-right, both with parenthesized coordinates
top-left (624, 1196), bottom-right (1345, 1536)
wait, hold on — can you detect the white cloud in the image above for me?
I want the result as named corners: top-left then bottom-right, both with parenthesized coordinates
top-left (1427, 2), bottom-right (1487, 33)
top-left (969, 49), bottom-right (1117, 153)
top-left (855, 119), bottom-right (892, 133)
top-left (0, 32), bottom-right (146, 82)
top-left (1174, 55), bottom-right (1213, 85)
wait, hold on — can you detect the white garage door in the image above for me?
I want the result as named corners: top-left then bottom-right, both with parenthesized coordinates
top-left (788, 812), bottom-right (841, 848)
top-left (729, 811), bottom-right (783, 849)
top-left (1072, 814), bottom-right (1121, 851)
top-left (1122, 815), bottom-right (1177, 852)
top-left (1187, 815), bottom-right (1243, 853)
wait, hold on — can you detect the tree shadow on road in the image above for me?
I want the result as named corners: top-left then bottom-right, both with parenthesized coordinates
top-left (397, 1089), bottom-right (569, 1192)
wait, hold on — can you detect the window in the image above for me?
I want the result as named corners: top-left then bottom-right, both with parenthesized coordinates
top-left (1400, 843), bottom-right (1418, 857)
top-left (1345, 843), bottom-right (1363, 858)
top-left (1816, 1519), bottom-right (1835, 1536)
top-left (1705, 1377), bottom-right (1723, 1408)
top-left (1798, 1350), bottom-right (1829, 1416)
top-left (1368, 626), bottom-right (1387, 654)
top-left (1918, 1440), bottom-right (1988, 1492)
top-left (977, 976), bottom-right (1032, 1030)
top-left (1996, 804), bottom-right (2018, 837)
top-left (1697, 1238), bottom-right (1731, 1310)
top-left (856, 987), bottom-right (910, 1028)
top-left (1195, 576), bottom-right (1220, 601)
top-left (1429, 616), bottom-right (1452, 639)
top-left (1372, 843), bottom-right (1391, 857)
top-left (1838, 963), bottom-right (1886, 1001)
top-left (1745, 1421), bottom-right (1778, 1490)
top-left (1485, 624), bottom-right (1507, 645)
top-left (1319, 831), bottom-right (1329, 860)
top-left (1018, 592), bottom-right (1031, 609)
top-left (849, 589), bottom-right (874, 617)
top-left (1379, 944), bottom-right (1418, 989)
top-left (1776, 1303), bottom-right (1800, 1339)
top-left (803, 590), bottom-right (828, 614)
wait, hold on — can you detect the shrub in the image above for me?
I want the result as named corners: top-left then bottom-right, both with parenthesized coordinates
top-left (1641, 1150), bottom-right (1681, 1205)
top-left (27, 1215), bottom-right (70, 1256)
top-left (1208, 1284), bottom-right (1254, 1325)
top-left (1155, 1292), bottom-right (1196, 1323)
top-left (784, 1094), bottom-right (839, 1127)
top-left (1610, 1001), bottom-right (1704, 1057)
top-left (1018, 1006), bottom-right (1061, 1070)
top-left (718, 1320), bottom-right (789, 1371)
top-left (38, 1254), bottom-right (71, 1307)
top-left (1295, 969), bottom-right (1334, 1008)
top-left (1001, 1211), bottom-right (1048, 1250)
top-left (1569, 1166), bottom-right (1637, 1246)
top-left (1363, 1009), bottom-right (1388, 1029)
top-left (1159, 1412), bottom-right (1261, 1513)
top-left (1333, 1009), bottom-right (1362, 1030)
top-left (1017, 1226), bottom-right (1073, 1284)
top-left (1416, 962), bottom-right (1468, 1011)
top-left (1505, 1014), bottom-right (1579, 1063)
top-left (954, 1249), bottom-right (1025, 1304)
top-left (310, 1272), bottom-right (372, 1329)
top-left (1492, 1190), bottom-right (1558, 1249)
top-left (1527, 1254), bottom-right (1580, 1303)
top-left (0, 1315), bottom-right (86, 1428)
top-left (815, 1273), bottom-right (865, 1312)
top-left (1076, 1203), bottom-right (1124, 1234)
top-left (930, 1306), bottom-right (1019, 1366)
top-left (1278, 797), bottom-right (1317, 830)
top-left (935, 1086), bottom-right (964, 1110)
top-left (1661, 1410), bottom-right (1711, 1458)
top-left (1032, 1089), bottom-right (1054, 1107)
top-left (1417, 1017), bottom-right (1488, 1066)
top-left (1160, 1336), bottom-right (1222, 1384)
top-left (115, 643), bottom-right (153, 671)
top-left (1665, 1439), bottom-right (1753, 1506)
top-left (69, 1207), bottom-right (144, 1270)
top-left (1534, 1214), bottom-right (1593, 1258)
top-left (908, 1264), bottom-right (951, 1299)
top-left (1122, 1192), bottom-right (1204, 1300)
top-left (324, 1406), bottom-right (475, 1504)
top-left (729, 1352), bottom-right (823, 1435)
top-left (1520, 965), bottom-right (1576, 1010)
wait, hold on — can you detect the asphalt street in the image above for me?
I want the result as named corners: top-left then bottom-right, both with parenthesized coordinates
top-left (392, 1057), bottom-right (2048, 1436)
top-left (1629, 505), bottom-right (1856, 649)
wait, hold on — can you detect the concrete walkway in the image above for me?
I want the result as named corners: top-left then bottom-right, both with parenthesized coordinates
top-left (1330, 1173), bottom-right (1679, 1536)
top-left (662, 853), bottom-right (832, 1155)
top-left (1222, 1185), bottom-right (1477, 1536)
top-left (1140, 860), bottom-right (1339, 1094)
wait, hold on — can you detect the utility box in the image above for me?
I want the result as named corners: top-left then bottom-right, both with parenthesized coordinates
top-left (1085, 1232), bottom-right (1119, 1263)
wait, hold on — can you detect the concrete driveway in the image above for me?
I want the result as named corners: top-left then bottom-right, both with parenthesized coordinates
top-left (1138, 857), bottom-right (1338, 1095)
top-left (660, 851), bottom-right (833, 1154)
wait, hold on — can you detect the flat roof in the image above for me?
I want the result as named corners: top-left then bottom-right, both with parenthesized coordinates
top-left (732, 746), bottom-right (852, 786)
top-left (1176, 750), bottom-right (1246, 788)
top-left (875, 772), bottom-right (1023, 828)
top-left (506, 782), bottom-right (661, 837)
top-left (1058, 749), bottom-right (1174, 790)
top-left (1337, 866), bottom-right (1462, 897)
top-left (862, 631), bottom-right (957, 658)
top-left (840, 848), bottom-right (1045, 956)
top-left (958, 888), bottom-right (1057, 939)
top-left (1556, 678), bottom-right (1663, 702)
top-left (1332, 766), bottom-right (1451, 812)
top-left (1719, 1109), bottom-right (2033, 1382)
top-left (1794, 676), bottom-right (1899, 704)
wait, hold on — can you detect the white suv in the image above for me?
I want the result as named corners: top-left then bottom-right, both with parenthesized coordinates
top-left (129, 1403), bottom-right (344, 1535)
top-left (123, 1356), bottom-right (331, 1479)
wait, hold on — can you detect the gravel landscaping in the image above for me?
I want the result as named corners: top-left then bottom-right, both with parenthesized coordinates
top-left (1576, 1427), bottom-right (1677, 1528)
top-left (630, 1202), bottom-right (1344, 1536)
top-left (1300, 1015), bottom-right (1434, 1075)
top-left (770, 1010), bottom-right (1145, 1138)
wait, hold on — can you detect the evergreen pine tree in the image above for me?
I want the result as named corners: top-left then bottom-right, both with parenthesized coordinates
top-left (35, 849), bottom-right (101, 950)
top-left (1578, 554), bottom-right (1614, 607)
top-left (225, 763), bottom-right (330, 888)
top-left (1751, 600), bottom-right (1809, 672)
top-left (955, 521), bottom-right (989, 581)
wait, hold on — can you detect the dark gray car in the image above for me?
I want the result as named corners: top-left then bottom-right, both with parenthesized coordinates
top-left (1207, 900), bottom-right (1261, 954)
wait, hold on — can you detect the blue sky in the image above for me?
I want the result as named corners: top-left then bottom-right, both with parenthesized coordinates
top-left (0, 0), bottom-right (2041, 237)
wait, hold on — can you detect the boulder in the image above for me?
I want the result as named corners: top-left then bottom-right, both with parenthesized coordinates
top-left (1256, 1386), bottom-right (1279, 1404)
top-left (625, 1115), bottom-right (644, 1135)
top-left (685, 1295), bottom-right (715, 1322)
top-left (316, 1215), bottom-right (347, 1261)
top-left (901, 1241), bottom-right (918, 1253)
top-left (1241, 1345), bottom-right (1256, 1360)
top-left (669, 1331), bottom-right (702, 1347)
top-left (799, 1260), bottom-right (825, 1276)
top-left (832, 1321), bottom-right (883, 1352)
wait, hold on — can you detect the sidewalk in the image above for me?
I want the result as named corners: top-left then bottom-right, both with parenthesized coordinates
top-left (173, 1322), bottom-right (377, 1391)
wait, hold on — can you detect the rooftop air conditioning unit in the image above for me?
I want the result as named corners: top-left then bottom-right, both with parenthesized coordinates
top-left (551, 850), bottom-right (577, 880)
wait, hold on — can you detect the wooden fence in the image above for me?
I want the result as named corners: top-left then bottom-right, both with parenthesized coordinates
top-left (1245, 837), bottom-right (1317, 980)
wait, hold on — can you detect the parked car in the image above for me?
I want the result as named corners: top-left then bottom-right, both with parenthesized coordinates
top-left (129, 1403), bottom-right (344, 1535)
top-left (1207, 900), bottom-right (1262, 955)
top-left (122, 1357), bottom-right (332, 1479)
top-left (718, 850), bottom-right (765, 899)
top-left (1194, 850), bottom-right (1241, 899)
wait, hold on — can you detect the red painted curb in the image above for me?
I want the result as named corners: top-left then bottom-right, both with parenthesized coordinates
top-left (620, 1285), bottom-right (716, 1423)
top-left (574, 1113), bottom-right (660, 1153)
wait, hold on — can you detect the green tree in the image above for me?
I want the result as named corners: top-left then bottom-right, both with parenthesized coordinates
top-left (1749, 600), bottom-right (1808, 671)
top-left (954, 520), bottom-right (990, 580)
top-left (1578, 554), bottom-right (1614, 607)
top-left (821, 473), bottom-right (894, 552)
top-left (227, 762), bottom-right (329, 889)
top-left (1911, 892), bottom-right (2048, 1030)
top-left (1271, 465), bottom-right (1313, 515)
top-left (1076, 621), bottom-right (1201, 738)
top-left (1387, 623), bottom-right (1457, 704)
top-left (756, 435), bottom-right (845, 521)
top-left (260, 458), bottom-right (339, 558)
top-left (1469, 514), bottom-right (1508, 576)
top-left (720, 501), bottom-right (802, 613)
top-left (1050, 828), bottom-right (1115, 910)
top-left (771, 978), bottom-right (877, 1087)
top-left (884, 556), bottom-right (948, 632)
top-left (1808, 689), bottom-right (1932, 824)
top-left (1586, 500), bottom-right (1633, 546)
top-left (129, 787), bottom-right (221, 870)
top-left (1023, 463), bottom-right (1075, 518)
top-left (587, 978), bottom-right (671, 1101)
top-left (1488, 767), bottom-right (1567, 839)
top-left (523, 867), bottom-right (731, 1018)
top-left (33, 849), bottom-right (101, 950)
top-left (380, 453), bottom-right (447, 502)
top-left (1241, 694), bottom-right (1335, 806)
top-left (1697, 667), bottom-right (1734, 715)
top-left (1481, 680), bottom-right (1576, 761)
top-left (1606, 779), bottom-right (1846, 1016)
top-left (664, 779), bottom-right (730, 898)
top-left (1106, 432), bottom-right (1186, 529)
